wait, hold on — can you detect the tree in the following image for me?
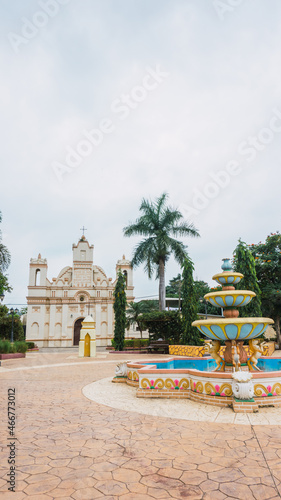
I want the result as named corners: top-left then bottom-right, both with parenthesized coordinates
top-left (166, 275), bottom-right (221, 316)
top-left (249, 233), bottom-right (281, 347)
top-left (0, 306), bottom-right (24, 341)
top-left (181, 257), bottom-right (202, 345)
top-left (123, 193), bottom-right (200, 311)
top-left (232, 239), bottom-right (262, 317)
top-left (113, 272), bottom-right (127, 351)
top-left (141, 310), bottom-right (183, 344)
top-left (0, 211), bottom-right (12, 295)
top-left (126, 300), bottom-right (156, 338)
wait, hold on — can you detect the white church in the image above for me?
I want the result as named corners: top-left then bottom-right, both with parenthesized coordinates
top-left (26, 236), bottom-right (134, 347)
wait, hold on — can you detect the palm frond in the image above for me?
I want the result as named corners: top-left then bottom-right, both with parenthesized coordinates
top-left (170, 222), bottom-right (200, 238)
top-left (0, 243), bottom-right (11, 272)
top-left (168, 238), bottom-right (188, 266)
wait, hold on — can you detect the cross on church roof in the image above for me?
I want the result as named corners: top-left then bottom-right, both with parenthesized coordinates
top-left (80, 226), bottom-right (87, 237)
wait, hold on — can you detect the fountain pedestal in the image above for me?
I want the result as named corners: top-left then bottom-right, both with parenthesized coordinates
top-left (224, 340), bottom-right (248, 369)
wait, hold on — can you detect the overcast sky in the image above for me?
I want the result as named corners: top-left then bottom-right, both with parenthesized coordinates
top-left (1, 0), bottom-right (281, 306)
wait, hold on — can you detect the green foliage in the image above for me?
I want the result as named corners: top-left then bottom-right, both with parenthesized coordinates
top-left (0, 273), bottom-right (12, 294)
top-left (166, 274), bottom-right (182, 298)
top-left (126, 300), bottom-right (157, 338)
top-left (124, 338), bottom-right (149, 348)
top-left (13, 341), bottom-right (28, 353)
top-left (113, 272), bottom-right (127, 351)
top-left (123, 193), bottom-right (199, 311)
top-left (233, 239), bottom-right (262, 317)
top-left (0, 308), bottom-right (24, 341)
top-left (111, 338), bottom-right (149, 350)
top-left (0, 340), bottom-right (28, 353)
top-left (248, 233), bottom-right (281, 346)
top-left (26, 342), bottom-right (35, 349)
top-left (181, 258), bottom-right (203, 345)
top-left (166, 275), bottom-right (221, 316)
top-left (0, 340), bottom-right (11, 353)
top-left (141, 310), bottom-right (183, 344)
top-left (0, 212), bottom-right (12, 295)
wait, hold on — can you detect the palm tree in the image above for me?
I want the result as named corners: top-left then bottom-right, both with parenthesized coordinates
top-left (126, 300), bottom-right (157, 338)
top-left (123, 193), bottom-right (200, 311)
top-left (0, 211), bottom-right (11, 273)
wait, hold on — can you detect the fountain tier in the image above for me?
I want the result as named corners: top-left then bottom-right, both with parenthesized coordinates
top-left (192, 317), bottom-right (273, 341)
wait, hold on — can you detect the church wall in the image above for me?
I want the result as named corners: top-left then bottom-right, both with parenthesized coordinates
top-left (26, 240), bottom-right (136, 348)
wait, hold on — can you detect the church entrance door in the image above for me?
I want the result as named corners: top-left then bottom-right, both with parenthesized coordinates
top-left (73, 318), bottom-right (84, 345)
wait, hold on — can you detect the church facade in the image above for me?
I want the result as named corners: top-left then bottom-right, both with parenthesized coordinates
top-left (26, 236), bottom-right (134, 347)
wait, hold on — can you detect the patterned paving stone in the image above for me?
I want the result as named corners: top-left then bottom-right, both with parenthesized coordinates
top-left (24, 477), bottom-right (61, 495)
top-left (169, 485), bottom-right (203, 499)
top-left (1, 352), bottom-right (281, 500)
top-left (94, 479), bottom-right (129, 495)
top-left (219, 482), bottom-right (255, 499)
top-left (249, 484), bottom-right (280, 499)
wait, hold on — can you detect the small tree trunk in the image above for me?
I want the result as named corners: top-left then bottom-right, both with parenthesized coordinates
top-left (159, 258), bottom-right (165, 312)
top-left (137, 320), bottom-right (143, 339)
top-left (275, 316), bottom-right (281, 349)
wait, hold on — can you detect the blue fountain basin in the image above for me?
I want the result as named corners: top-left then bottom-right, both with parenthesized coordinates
top-left (212, 272), bottom-right (243, 286)
top-left (192, 318), bottom-right (274, 341)
top-left (204, 290), bottom-right (256, 308)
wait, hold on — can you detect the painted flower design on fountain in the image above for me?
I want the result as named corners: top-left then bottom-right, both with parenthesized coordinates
top-left (209, 384), bottom-right (226, 396)
top-left (254, 382), bottom-right (281, 397)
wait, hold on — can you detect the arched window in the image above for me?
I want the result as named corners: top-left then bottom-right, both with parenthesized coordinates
top-left (35, 269), bottom-right (40, 286)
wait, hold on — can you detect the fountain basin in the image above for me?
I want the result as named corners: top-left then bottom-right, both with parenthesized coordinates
top-left (126, 357), bottom-right (281, 409)
top-left (204, 290), bottom-right (256, 308)
top-left (212, 271), bottom-right (243, 285)
top-left (192, 317), bottom-right (274, 341)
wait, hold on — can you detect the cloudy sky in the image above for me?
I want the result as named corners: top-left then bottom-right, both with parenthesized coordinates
top-left (1, 0), bottom-right (281, 306)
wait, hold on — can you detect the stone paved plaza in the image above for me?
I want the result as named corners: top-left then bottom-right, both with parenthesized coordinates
top-left (1, 350), bottom-right (281, 499)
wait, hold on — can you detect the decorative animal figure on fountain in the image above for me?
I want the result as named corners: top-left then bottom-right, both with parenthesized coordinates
top-left (247, 339), bottom-right (266, 371)
top-left (115, 362), bottom-right (127, 378)
top-left (231, 341), bottom-right (241, 372)
top-left (204, 340), bottom-right (225, 372)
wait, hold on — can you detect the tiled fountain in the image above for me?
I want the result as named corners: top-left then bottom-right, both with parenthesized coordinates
top-left (116, 259), bottom-right (281, 413)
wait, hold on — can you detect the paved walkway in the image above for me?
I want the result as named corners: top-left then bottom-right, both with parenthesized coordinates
top-left (1, 351), bottom-right (281, 499)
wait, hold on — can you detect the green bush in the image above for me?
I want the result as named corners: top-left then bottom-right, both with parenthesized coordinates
top-left (10, 343), bottom-right (17, 353)
top-left (141, 339), bottom-right (149, 347)
top-left (14, 341), bottom-right (28, 353)
top-left (123, 338), bottom-right (149, 349)
top-left (141, 311), bottom-right (183, 344)
top-left (26, 342), bottom-right (35, 349)
top-left (133, 338), bottom-right (141, 348)
top-left (0, 340), bottom-right (28, 354)
top-left (0, 340), bottom-right (11, 353)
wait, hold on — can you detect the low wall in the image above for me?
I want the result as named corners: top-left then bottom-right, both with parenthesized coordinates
top-left (169, 341), bottom-right (275, 357)
top-left (0, 353), bottom-right (26, 360)
top-left (124, 356), bottom-right (281, 411)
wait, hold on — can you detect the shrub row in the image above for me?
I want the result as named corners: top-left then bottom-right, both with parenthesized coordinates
top-left (0, 340), bottom-right (28, 354)
top-left (111, 338), bottom-right (149, 349)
